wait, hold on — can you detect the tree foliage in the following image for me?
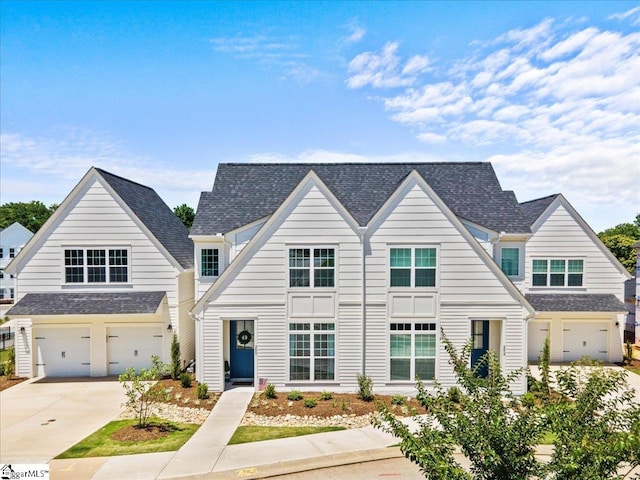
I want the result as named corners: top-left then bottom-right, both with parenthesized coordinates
top-left (375, 332), bottom-right (640, 479)
top-left (598, 214), bottom-right (640, 273)
top-left (118, 356), bottom-right (169, 427)
top-left (173, 203), bottom-right (195, 230)
top-left (0, 201), bottom-right (58, 233)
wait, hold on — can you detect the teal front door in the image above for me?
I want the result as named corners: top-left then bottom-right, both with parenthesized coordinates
top-left (229, 320), bottom-right (254, 380)
top-left (471, 320), bottom-right (490, 378)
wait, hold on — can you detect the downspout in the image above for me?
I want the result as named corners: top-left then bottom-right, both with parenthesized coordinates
top-left (358, 226), bottom-right (369, 375)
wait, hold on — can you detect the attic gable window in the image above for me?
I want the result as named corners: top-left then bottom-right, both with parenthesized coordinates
top-left (201, 248), bottom-right (219, 277)
top-left (289, 248), bottom-right (335, 288)
top-left (532, 259), bottom-right (583, 287)
top-left (500, 247), bottom-right (520, 277)
top-left (64, 248), bottom-right (129, 284)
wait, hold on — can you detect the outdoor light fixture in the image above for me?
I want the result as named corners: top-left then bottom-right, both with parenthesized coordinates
top-left (20, 326), bottom-right (25, 333)
top-left (167, 324), bottom-right (173, 332)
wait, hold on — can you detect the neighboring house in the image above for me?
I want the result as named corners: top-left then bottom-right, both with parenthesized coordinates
top-left (635, 242), bottom-right (640, 344)
top-left (0, 222), bottom-right (33, 303)
top-left (5, 168), bottom-right (195, 378)
top-left (190, 163), bottom-right (630, 394)
top-left (521, 195), bottom-right (630, 363)
top-left (624, 276), bottom-right (636, 344)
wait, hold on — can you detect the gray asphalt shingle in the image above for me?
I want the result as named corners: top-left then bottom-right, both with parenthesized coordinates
top-left (525, 293), bottom-right (628, 312)
top-left (519, 194), bottom-right (559, 227)
top-left (191, 163), bottom-right (532, 235)
top-left (7, 291), bottom-right (167, 316)
top-left (97, 168), bottom-right (194, 269)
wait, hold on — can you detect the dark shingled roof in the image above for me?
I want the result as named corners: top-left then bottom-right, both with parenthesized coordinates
top-left (191, 163), bottom-right (532, 235)
top-left (519, 194), bottom-right (559, 227)
top-left (7, 292), bottom-right (167, 316)
top-left (525, 294), bottom-right (628, 312)
top-left (96, 169), bottom-right (194, 269)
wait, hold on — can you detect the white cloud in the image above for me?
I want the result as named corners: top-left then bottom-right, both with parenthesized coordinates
top-left (343, 23), bottom-right (366, 44)
top-left (608, 6), bottom-right (640, 25)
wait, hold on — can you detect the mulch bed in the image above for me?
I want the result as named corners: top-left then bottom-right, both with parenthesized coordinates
top-left (248, 392), bottom-right (427, 418)
top-left (150, 377), bottom-right (219, 411)
top-left (110, 422), bottom-right (175, 442)
top-left (0, 376), bottom-right (27, 391)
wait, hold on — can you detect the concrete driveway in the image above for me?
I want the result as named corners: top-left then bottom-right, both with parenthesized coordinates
top-left (0, 377), bottom-right (126, 463)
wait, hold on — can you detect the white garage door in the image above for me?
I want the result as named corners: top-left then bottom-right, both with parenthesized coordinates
top-left (528, 322), bottom-right (550, 362)
top-left (34, 327), bottom-right (91, 377)
top-left (107, 326), bottom-right (163, 375)
top-left (562, 321), bottom-right (608, 362)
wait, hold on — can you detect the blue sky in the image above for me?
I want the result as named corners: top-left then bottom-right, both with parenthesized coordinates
top-left (1, 1), bottom-right (638, 232)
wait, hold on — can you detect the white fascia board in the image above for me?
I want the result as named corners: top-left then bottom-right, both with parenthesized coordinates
top-left (367, 169), bottom-right (535, 316)
top-left (191, 170), bottom-right (361, 315)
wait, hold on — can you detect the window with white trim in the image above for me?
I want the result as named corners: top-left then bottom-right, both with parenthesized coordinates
top-left (0, 248), bottom-right (3, 258)
top-left (532, 259), bottom-right (583, 287)
top-left (390, 247), bottom-right (437, 287)
top-left (201, 248), bottom-right (219, 277)
top-left (288, 248), bottom-right (335, 288)
top-left (390, 322), bottom-right (436, 381)
top-left (64, 248), bottom-right (129, 284)
top-left (288, 322), bottom-right (335, 381)
top-left (500, 247), bottom-right (520, 277)
top-left (9, 248), bottom-right (15, 258)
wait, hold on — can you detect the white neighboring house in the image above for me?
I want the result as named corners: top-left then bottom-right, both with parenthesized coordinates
top-left (0, 222), bottom-right (33, 303)
top-left (5, 168), bottom-right (195, 378)
top-left (189, 163), bottom-right (630, 395)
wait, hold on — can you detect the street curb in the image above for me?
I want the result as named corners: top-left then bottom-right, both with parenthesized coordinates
top-left (173, 447), bottom-right (404, 480)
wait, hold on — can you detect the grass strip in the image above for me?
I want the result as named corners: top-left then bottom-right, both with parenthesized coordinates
top-left (229, 425), bottom-right (345, 445)
top-left (56, 418), bottom-right (199, 459)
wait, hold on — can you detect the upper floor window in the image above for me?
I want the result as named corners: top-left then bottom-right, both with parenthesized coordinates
top-left (532, 259), bottom-right (583, 287)
top-left (0, 269), bottom-right (3, 279)
top-left (201, 248), bottom-right (219, 277)
top-left (0, 248), bottom-right (3, 258)
top-left (9, 248), bottom-right (15, 258)
top-left (500, 247), bottom-right (520, 277)
top-left (289, 248), bottom-right (335, 288)
top-left (64, 248), bottom-right (129, 284)
top-left (390, 247), bottom-right (437, 288)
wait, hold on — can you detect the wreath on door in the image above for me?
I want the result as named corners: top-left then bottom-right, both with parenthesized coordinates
top-left (237, 330), bottom-right (252, 346)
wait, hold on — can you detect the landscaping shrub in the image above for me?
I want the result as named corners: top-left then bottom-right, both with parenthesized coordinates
top-left (180, 372), bottom-right (192, 388)
top-left (196, 383), bottom-right (209, 399)
top-left (447, 386), bottom-right (461, 404)
top-left (303, 398), bottom-right (317, 408)
top-left (391, 395), bottom-right (406, 406)
top-left (520, 392), bottom-right (536, 408)
top-left (287, 390), bottom-right (303, 401)
top-left (2, 347), bottom-right (15, 379)
top-left (356, 373), bottom-right (374, 402)
top-left (319, 390), bottom-right (333, 401)
top-left (264, 383), bottom-right (277, 399)
top-left (625, 341), bottom-right (634, 365)
top-left (118, 356), bottom-right (169, 427)
top-left (170, 333), bottom-right (181, 380)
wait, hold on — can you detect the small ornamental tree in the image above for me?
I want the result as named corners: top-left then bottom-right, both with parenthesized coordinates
top-left (170, 333), bottom-right (181, 380)
top-left (118, 356), bottom-right (169, 427)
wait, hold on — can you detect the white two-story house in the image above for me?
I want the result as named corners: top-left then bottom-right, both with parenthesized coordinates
top-left (0, 222), bottom-right (33, 303)
top-left (6, 168), bottom-right (195, 378)
top-left (190, 163), bottom-right (629, 394)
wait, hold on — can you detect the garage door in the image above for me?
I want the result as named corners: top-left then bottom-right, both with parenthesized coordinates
top-left (562, 321), bottom-right (608, 362)
top-left (34, 327), bottom-right (91, 377)
top-left (528, 322), bottom-right (550, 362)
top-left (107, 326), bottom-right (163, 375)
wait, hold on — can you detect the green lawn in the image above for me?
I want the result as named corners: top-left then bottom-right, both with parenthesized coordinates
top-left (229, 426), bottom-right (346, 445)
top-left (624, 365), bottom-right (640, 376)
top-left (56, 419), bottom-right (199, 459)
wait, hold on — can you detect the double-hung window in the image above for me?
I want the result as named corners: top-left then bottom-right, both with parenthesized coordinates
top-left (289, 322), bottom-right (335, 381)
top-left (390, 247), bottom-right (437, 287)
top-left (390, 322), bottom-right (436, 381)
top-left (289, 248), bottom-right (335, 288)
top-left (201, 248), bottom-right (219, 277)
top-left (532, 259), bottom-right (583, 287)
top-left (9, 248), bottom-right (15, 258)
top-left (64, 248), bottom-right (129, 284)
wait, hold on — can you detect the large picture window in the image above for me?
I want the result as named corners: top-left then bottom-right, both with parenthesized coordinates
top-left (532, 258), bottom-right (583, 287)
top-left (289, 248), bottom-right (335, 288)
top-left (201, 248), bottom-right (219, 277)
top-left (289, 322), bottom-right (335, 381)
top-left (390, 322), bottom-right (436, 381)
top-left (390, 247), bottom-right (437, 287)
top-left (64, 248), bottom-right (129, 284)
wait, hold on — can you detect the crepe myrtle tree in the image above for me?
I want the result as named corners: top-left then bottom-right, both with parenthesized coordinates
top-left (374, 332), bottom-right (640, 480)
top-left (118, 356), bottom-right (169, 428)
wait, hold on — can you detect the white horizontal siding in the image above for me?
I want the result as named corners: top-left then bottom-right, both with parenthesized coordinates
top-left (337, 303), bottom-right (363, 387)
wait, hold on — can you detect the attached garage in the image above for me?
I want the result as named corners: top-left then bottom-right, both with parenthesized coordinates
top-left (525, 293), bottom-right (627, 364)
top-left (34, 326), bottom-right (91, 377)
top-left (107, 326), bottom-right (164, 375)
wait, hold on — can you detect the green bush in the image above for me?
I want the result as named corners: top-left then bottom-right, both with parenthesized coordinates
top-left (356, 373), bottom-right (374, 402)
top-left (520, 392), bottom-right (536, 408)
top-left (447, 386), bottom-right (462, 404)
top-left (170, 334), bottom-right (181, 380)
top-left (303, 398), bottom-right (317, 408)
top-left (319, 390), bottom-right (333, 400)
top-left (287, 390), bottom-right (303, 401)
top-left (2, 347), bottom-right (15, 379)
top-left (264, 383), bottom-right (277, 399)
top-left (180, 372), bottom-right (192, 388)
top-left (625, 341), bottom-right (634, 365)
top-left (196, 383), bottom-right (209, 399)
top-left (391, 395), bottom-right (406, 405)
